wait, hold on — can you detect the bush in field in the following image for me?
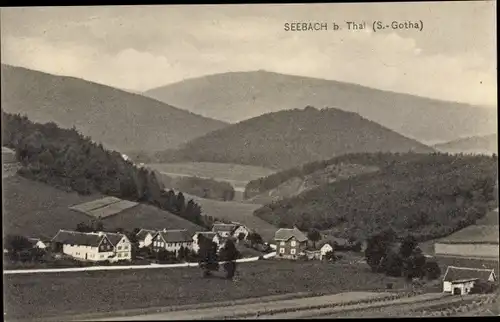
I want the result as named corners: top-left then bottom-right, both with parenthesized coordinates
top-left (220, 239), bottom-right (240, 279)
top-left (423, 260), bottom-right (441, 281)
top-left (365, 229), bottom-right (397, 272)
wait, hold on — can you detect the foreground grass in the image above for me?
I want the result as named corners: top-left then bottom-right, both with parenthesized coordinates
top-left (4, 260), bottom-right (406, 320)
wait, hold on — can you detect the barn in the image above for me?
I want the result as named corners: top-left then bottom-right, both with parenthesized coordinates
top-left (442, 266), bottom-right (497, 295)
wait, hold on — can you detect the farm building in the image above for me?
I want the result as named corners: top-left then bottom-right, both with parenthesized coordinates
top-left (274, 227), bottom-right (308, 260)
top-left (443, 266), bottom-right (497, 295)
top-left (51, 230), bottom-right (131, 262)
top-left (304, 250), bottom-right (321, 260)
top-left (434, 225), bottom-right (499, 259)
top-left (192, 232), bottom-right (222, 253)
top-left (69, 196), bottom-right (139, 219)
top-left (151, 229), bottom-right (193, 254)
top-left (136, 229), bottom-right (157, 248)
top-left (2, 146), bottom-right (16, 163)
top-left (212, 223), bottom-right (251, 240)
top-left (320, 243), bottom-right (334, 260)
top-left (27, 237), bottom-right (48, 249)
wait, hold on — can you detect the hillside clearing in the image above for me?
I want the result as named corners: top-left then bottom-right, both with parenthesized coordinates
top-left (2, 175), bottom-right (203, 238)
top-left (181, 193), bottom-right (276, 241)
top-left (4, 260), bottom-right (407, 320)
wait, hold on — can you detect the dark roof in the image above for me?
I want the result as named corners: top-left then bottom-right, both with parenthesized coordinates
top-left (136, 229), bottom-right (157, 240)
top-left (51, 230), bottom-right (104, 247)
top-left (443, 266), bottom-right (497, 282)
top-left (438, 225), bottom-right (499, 244)
top-left (195, 232), bottom-right (218, 239)
top-left (106, 232), bottom-right (127, 246)
top-left (274, 227), bottom-right (308, 242)
top-left (213, 224), bottom-right (238, 233)
top-left (157, 230), bottom-right (192, 243)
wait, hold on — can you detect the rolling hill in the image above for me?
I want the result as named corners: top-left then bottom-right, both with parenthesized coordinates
top-left (144, 70), bottom-right (497, 144)
top-left (0, 64), bottom-right (227, 154)
top-left (2, 175), bottom-right (204, 239)
top-left (253, 153), bottom-right (498, 242)
top-left (152, 106), bottom-right (435, 169)
top-left (433, 134), bottom-right (497, 155)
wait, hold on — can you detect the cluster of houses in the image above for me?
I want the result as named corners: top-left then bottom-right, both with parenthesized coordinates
top-left (23, 222), bottom-right (252, 263)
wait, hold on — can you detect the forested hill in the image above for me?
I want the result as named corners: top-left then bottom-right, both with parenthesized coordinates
top-left (143, 70), bottom-right (496, 144)
top-left (149, 106), bottom-right (434, 169)
top-left (254, 152), bottom-right (498, 242)
top-left (0, 64), bottom-right (227, 153)
top-left (1, 110), bottom-right (216, 228)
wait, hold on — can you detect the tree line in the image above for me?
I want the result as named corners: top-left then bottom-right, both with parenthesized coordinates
top-left (254, 152), bottom-right (498, 242)
top-left (1, 111), bottom-right (218, 228)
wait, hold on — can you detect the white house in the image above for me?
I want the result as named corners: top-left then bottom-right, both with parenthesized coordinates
top-left (136, 229), bottom-right (157, 248)
top-left (151, 229), bottom-right (193, 255)
top-left (320, 243), bottom-right (334, 260)
top-left (51, 230), bottom-right (131, 262)
top-left (105, 232), bottom-right (132, 262)
top-left (27, 237), bottom-right (48, 249)
top-left (442, 266), bottom-right (497, 295)
top-left (192, 232), bottom-right (222, 253)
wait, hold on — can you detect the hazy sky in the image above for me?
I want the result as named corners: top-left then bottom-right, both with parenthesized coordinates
top-left (1, 2), bottom-right (496, 107)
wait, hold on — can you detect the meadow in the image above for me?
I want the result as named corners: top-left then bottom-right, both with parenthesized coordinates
top-left (148, 162), bottom-right (276, 187)
top-left (3, 175), bottom-right (203, 238)
top-left (182, 193), bottom-right (277, 241)
top-left (4, 260), bottom-right (407, 320)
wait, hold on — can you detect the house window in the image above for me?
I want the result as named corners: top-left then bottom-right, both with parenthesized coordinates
top-left (291, 249), bottom-right (296, 255)
top-left (280, 241), bottom-right (285, 246)
top-left (118, 246), bottom-right (122, 250)
top-left (124, 246), bottom-right (129, 250)
top-left (279, 248), bottom-right (285, 254)
top-left (291, 241), bottom-right (296, 247)
top-left (100, 255), bottom-right (104, 259)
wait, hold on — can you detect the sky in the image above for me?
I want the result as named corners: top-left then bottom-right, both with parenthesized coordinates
top-left (1, 2), bottom-right (497, 107)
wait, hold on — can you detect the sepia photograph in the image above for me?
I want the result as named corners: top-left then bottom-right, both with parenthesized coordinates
top-left (1, 1), bottom-right (498, 320)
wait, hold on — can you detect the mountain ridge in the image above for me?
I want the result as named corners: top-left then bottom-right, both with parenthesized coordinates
top-left (144, 70), bottom-right (496, 144)
top-left (1, 64), bottom-right (228, 154)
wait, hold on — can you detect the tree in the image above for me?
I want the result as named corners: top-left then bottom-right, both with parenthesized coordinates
top-left (307, 229), bottom-right (321, 249)
top-left (399, 235), bottom-right (418, 259)
top-left (176, 192), bottom-right (186, 214)
top-left (423, 260), bottom-right (441, 280)
top-left (198, 234), bottom-right (219, 277)
top-left (365, 229), bottom-right (396, 272)
top-left (4, 235), bottom-right (32, 259)
top-left (220, 239), bottom-right (240, 279)
top-left (247, 232), bottom-right (263, 247)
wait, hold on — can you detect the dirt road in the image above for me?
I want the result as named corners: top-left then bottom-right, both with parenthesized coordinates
top-left (87, 292), bottom-right (395, 321)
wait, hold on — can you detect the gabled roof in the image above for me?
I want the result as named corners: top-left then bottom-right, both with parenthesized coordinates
top-left (136, 229), bottom-right (157, 240)
top-left (105, 232), bottom-right (127, 246)
top-left (156, 230), bottom-right (192, 243)
top-left (212, 224), bottom-right (238, 233)
top-left (52, 230), bottom-right (105, 247)
top-left (195, 232), bottom-right (219, 240)
top-left (274, 227), bottom-right (308, 242)
top-left (443, 266), bottom-right (497, 282)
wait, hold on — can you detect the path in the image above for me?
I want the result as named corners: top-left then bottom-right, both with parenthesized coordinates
top-left (3, 251), bottom-right (276, 275)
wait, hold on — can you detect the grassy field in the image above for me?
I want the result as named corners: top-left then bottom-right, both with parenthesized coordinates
top-left (148, 162), bottom-right (277, 182)
top-left (182, 193), bottom-right (277, 241)
top-left (2, 175), bottom-right (203, 239)
top-left (4, 260), bottom-right (407, 320)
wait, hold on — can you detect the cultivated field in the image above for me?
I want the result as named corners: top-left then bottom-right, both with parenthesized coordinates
top-left (2, 175), bottom-right (203, 238)
top-left (182, 193), bottom-right (277, 241)
top-left (3, 260), bottom-right (407, 320)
